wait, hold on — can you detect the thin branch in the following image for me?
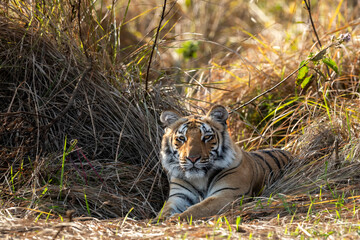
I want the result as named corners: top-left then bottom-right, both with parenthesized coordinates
top-left (304, 0), bottom-right (331, 77)
top-left (229, 61), bottom-right (309, 114)
top-left (229, 1), bottom-right (348, 113)
top-left (228, 32), bottom-right (348, 113)
top-left (77, 0), bottom-right (88, 59)
top-left (304, 0), bottom-right (322, 48)
top-left (145, 0), bottom-right (167, 92)
top-left (333, 137), bottom-right (340, 169)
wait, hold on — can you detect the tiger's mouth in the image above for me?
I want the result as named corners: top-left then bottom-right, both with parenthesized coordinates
top-left (179, 158), bottom-right (211, 172)
top-left (180, 162), bottom-right (211, 179)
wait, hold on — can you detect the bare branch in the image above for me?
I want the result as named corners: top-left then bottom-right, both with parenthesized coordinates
top-left (145, 0), bottom-right (167, 92)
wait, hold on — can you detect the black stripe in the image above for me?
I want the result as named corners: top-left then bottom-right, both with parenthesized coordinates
top-left (276, 150), bottom-right (290, 163)
top-left (215, 131), bottom-right (220, 150)
top-left (207, 168), bottom-right (223, 190)
top-left (164, 145), bottom-right (172, 155)
top-left (215, 170), bottom-right (237, 182)
top-left (267, 150), bottom-right (285, 166)
top-left (167, 157), bottom-right (175, 164)
top-left (254, 154), bottom-right (261, 187)
top-left (268, 171), bottom-right (274, 183)
top-left (217, 164), bottom-right (240, 179)
top-left (251, 153), bottom-right (266, 175)
top-left (211, 149), bottom-right (219, 157)
top-left (261, 150), bottom-right (282, 170)
top-left (170, 181), bottom-right (197, 197)
top-left (220, 130), bottom-right (226, 154)
top-left (276, 152), bottom-right (285, 166)
top-left (211, 187), bottom-right (239, 196)
top-left (252, 153), bottom-right (273, 172)
top-left (168, 193), bottom-right (196, 206)
top-left (181, 179), bottom-right (205, 199)
top-left (173, 206), bottom-right (182, 213)
top-left (209, 163), bottom-right (240, 189)
top-left (221, 144), bottom-right (229, 156)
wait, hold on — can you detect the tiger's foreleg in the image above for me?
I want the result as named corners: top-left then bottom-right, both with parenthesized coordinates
top-left (155, 178), bottom-right (201, 221)
top-left (175, 195), bottom-right (235, 220)
top-left (174, 182), bottom-right (253, 220)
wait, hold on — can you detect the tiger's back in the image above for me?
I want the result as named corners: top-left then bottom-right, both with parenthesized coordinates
top-left (156, 105), bottom-right (292, 220)
top-left (235, 149), bottom-right (292, 195)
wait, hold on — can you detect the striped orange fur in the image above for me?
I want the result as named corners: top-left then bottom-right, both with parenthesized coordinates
top-left (157, 105), bottom-right (292, 220)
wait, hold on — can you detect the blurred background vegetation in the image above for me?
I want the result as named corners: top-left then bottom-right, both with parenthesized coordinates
top-left (0, 0), bottom-right (359, 220)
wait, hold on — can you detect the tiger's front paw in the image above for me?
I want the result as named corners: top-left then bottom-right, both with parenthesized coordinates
top-left (166, 211), bottom-right (196, 222)
top-left (151, 210), bottom-right (176, 224)
top-left (166, 213), bottom-right (181, 222)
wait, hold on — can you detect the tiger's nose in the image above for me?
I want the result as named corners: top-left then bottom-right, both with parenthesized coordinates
top-left (186, 155), bottom-right (201, 163)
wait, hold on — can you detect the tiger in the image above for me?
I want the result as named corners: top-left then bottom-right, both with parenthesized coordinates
top-left (155, 105), bottom-right (292, 221)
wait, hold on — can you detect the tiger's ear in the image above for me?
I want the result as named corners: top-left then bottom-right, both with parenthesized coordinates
top-left (160, 110), bottom-right (182, 127)
top-left (207, 105), bottom-right (229, 124)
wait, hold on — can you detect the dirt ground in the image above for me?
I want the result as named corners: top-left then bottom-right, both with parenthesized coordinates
top-left (2, 205), bottom-right (360, 239)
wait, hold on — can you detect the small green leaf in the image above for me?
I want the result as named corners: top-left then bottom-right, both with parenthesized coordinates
top-left (301, 74), bottom-right (313, 89)
top-left (310, 48), bottom-right (327, 62)
top-left (297, 60), bottom-right (308, 83)
top-left (322, 58), bottom-right (339, 74)
top-left (176, 41), bottom-right (199, 60)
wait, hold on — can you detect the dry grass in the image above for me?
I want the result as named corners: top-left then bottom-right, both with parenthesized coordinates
top-left (0, 1), bottom-right (186, 220)
top-left (1, 0), bottom-right (360, 239)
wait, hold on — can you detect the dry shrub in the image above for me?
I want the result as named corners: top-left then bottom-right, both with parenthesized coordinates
top-left (0, 5), bottom-right (184, 219)
top-left (268, 119), bottom-right (360, 196)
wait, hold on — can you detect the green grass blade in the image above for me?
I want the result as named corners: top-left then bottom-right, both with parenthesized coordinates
top-left (60, 135), bottom-right (67, 196)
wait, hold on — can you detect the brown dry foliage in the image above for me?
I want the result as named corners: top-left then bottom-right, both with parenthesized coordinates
top-left (0, 3), bottom-right (184, 219)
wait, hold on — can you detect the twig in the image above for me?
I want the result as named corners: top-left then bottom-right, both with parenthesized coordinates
top-left (66, 210), bottom-right (75, 222)
top-left (304, 0), bottom-right (322, 48)
top-left (297, 224), bottom-right (312, 237)
top-left (304, 0), bottom-right (330, 77)
top-left (229, 61), bottom-right (309, 114)
top-left (77, 0), bottom-right (89, 59)
top-left (52, 226), bottom-right (65, 240)
top-left (145, 0), bottom-right (167, 92)
top-left (333, 137), bottom-right (340, 169)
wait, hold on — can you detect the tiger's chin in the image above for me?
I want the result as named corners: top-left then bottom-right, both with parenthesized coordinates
top-left (184, 168), bottom-right (206, 179)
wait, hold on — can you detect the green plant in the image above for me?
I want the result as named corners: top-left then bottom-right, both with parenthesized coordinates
top-left (84, 189), bottom-right (91, 217)
top-left (176, 41), bottom-right (199, 60)
top-left (278, 194), bottom-right (295, 215)
top-left (223, 216), bottom-right (232, 233)
top-left (235, 216), bottom-right (242, 232)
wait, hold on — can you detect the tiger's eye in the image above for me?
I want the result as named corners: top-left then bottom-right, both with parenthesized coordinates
top-left (203, 135), bottom-right (213, 141)
top-left (176, 136), bottom-right (186, 142)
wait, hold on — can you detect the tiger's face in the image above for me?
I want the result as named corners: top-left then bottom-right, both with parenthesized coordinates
top-left (172, 119), bottom-right (218, 177)
top-left (160, 105), bottom-right (235, 179)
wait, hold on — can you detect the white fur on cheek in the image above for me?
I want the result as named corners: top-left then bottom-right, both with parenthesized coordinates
top-left (212, 131), bottom-right (235, 169)
top-left (160, 135), bottom-right (184, 179)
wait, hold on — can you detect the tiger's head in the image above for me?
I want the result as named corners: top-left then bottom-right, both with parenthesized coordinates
top-left (160, 105), bottom-right (235, 179)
